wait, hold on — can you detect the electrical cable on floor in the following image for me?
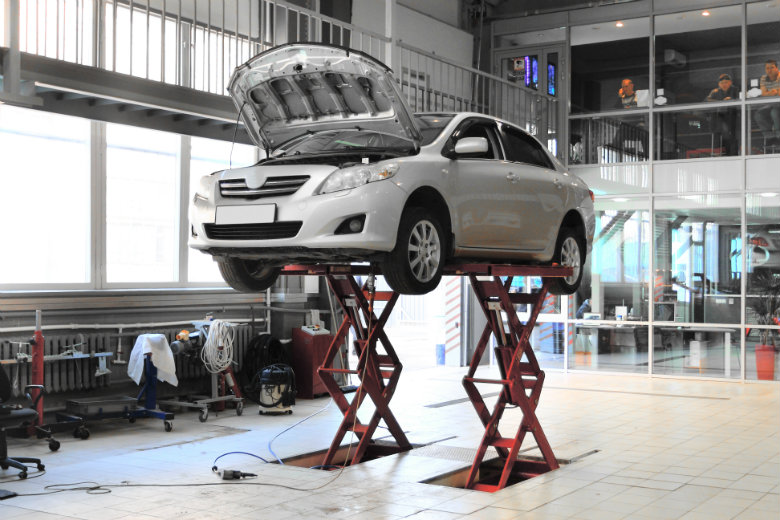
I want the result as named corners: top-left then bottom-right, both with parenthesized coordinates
top-left (211, 450), bottom-right (270, 471)
top-left (15, 276), bottom-right (379, 498)
top-left (200, 320), bottom-right (235, 374)
top-left (267, 397), bottom-right (333, 464)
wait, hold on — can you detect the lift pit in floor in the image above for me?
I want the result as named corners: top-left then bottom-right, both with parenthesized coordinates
top-left (278, 439), bottom-right (418, 470)
top-left (417, 446), bottom-right (599, 492)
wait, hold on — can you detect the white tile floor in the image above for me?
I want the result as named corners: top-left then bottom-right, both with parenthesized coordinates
top-left (1, 366), bottom-right (778, 520)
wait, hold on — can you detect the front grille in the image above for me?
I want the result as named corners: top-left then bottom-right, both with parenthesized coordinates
top-left (204, 221), bottom-right (303, 240)
top-left (220, 176), bottom-right (309, 199)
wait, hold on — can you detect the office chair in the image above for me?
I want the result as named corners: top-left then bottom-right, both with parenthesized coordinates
top-left (0, 365), bottom-right (45, 479)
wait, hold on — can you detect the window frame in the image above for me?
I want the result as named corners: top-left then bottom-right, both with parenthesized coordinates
top-left (499, 122), bottom-right (556, 169)
top-left (442, 117), bottom-right (505, 160)
top-left (0, 117), bottom-right (260, 292)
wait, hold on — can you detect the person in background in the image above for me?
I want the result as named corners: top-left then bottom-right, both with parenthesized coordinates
top-left (706, 73), bottom-right (740, 156)
top-left (705, 73), bottom-right (739, 102)
top-left (616, 78), bottom-right (638, 109)
top-left (756, 59), bottom-right (780, 144)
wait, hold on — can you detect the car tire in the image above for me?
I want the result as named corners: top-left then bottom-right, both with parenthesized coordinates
top-left (382, 207), bottom-right (446, 295)
top-left (218, 258), bottom-right (281, 292)
top-left (548, 227), bottom-right (585, 296)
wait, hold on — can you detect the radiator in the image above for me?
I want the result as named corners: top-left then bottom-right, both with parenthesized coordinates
top-left (0, 325), bottom-right (255, 398)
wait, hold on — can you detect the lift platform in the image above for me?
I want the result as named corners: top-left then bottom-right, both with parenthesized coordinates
top-left (459, 265), bottom-right (569, 492)
top-left (282, 265), bottom-right (410, 466)
top-left (280, 263), bottom-right (571, 489)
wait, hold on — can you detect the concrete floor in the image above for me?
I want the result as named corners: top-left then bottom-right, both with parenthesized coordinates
top-left (0, 365), bottom-right (778, 520)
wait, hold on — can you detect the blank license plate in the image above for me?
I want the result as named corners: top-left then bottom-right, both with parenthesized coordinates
top-left (216, 204), bottom-right (276, 225)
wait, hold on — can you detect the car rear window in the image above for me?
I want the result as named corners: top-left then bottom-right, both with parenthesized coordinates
top-left (415, 114), bottom-right (455, 146)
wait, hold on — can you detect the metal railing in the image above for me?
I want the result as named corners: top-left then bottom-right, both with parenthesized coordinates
top-left (396, 39), bottom-right (556, 140)
top-left (4, 0), bottom-right (554, 142)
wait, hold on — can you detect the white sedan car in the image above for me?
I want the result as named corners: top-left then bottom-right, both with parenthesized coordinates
top-left (190, 44), bottom-right (595, 295)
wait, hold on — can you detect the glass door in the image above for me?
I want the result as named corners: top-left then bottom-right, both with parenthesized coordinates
top-left (493, 44), bottom-right (565, 159)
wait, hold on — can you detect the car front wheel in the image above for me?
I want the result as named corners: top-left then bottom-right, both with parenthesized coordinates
top-left (382, 207), bottom-right (446, 295)
top-left (548, 228), bottom-right (585, 295)
top-left (218, 258), bottom-right (281, 292)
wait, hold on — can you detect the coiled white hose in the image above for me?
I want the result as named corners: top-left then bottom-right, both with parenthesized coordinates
top-left (200, 320), bottom-right (235, 374)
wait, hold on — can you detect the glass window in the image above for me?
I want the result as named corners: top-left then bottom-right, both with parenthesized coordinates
top-left (586, 198), bottom-right (651, 321)
top-left (748, 102), bottom-right (780, 155)
top-left (654, 194), bottom-right (742, 325)
top-left (189, 137), bottom-right (257, 283)
top-left (747, 1), bottom-right (780, 98)
top-left (746, 191), bottom-right (780, 317)
top-left (655, 6), bottom-right (742, 106)
top-left (655, 107), bottom-right (742, 159)
top-left (501, 125), bottom-right (552, 168)
top-left (570, 18), bottom-right (650, 114)
top-left (570, 113), bottom-right (649, 164)
top-left (0, 106), bottom-right (91, 285)
top-left (106, 124), bottom-right (179, 283)
top-left (447, 119), bottom-right (501, 159)
top-left (653, 326), bottom-right (740, 378)
top-left (531, 320), bottom-right (565, 370)
top-left (570, 323), bottom-right (649, 374)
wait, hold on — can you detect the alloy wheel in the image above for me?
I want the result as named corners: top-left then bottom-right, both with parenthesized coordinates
top-left (560, 236), bottom-right (581, 285)
top-left (407, 219), bottom-right (441, 283)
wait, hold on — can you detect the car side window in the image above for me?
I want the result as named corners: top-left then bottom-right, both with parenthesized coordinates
top-left (447, 119), bottom-right (501, 160)
top-left (501, 125), bottom-right (553, 169)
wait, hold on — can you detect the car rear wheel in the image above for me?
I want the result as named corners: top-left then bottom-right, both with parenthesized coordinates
top-left (218, 258), bottom-right (281, 292)
top-left (548, 228), bottom-right (585, 295)
top-left (382, 207), bottom-right (446, 295)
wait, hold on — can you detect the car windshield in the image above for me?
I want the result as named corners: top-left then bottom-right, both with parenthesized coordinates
top-left (415, 114), bottom-right (455, 145)
top-left (275, 130), bottom-right (416, 157)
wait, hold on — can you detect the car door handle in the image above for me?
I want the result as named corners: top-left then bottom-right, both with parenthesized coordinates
top-left (506, 173), bottom-right (519, 183)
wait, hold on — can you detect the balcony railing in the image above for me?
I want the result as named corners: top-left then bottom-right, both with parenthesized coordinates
top-left (3, 0), bottom-right (556, 144)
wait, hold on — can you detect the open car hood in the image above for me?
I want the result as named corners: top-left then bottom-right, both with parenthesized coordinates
top-left (228, 44), bottom-right (422, 153)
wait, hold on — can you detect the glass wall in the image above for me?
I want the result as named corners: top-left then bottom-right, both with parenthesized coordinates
top-left (655, 6), bottom-right (742, 107)
top-left (188, 137), bottom-right (257, 283)
top-left (564, 1), bottom-right (780, 381)
top-left (0, 106), bottom-right (91, 286)
top-left (571, 18), bottom-right (650, 114)
top-left (0, 106), bottom-right (258, 289)
top-left (747, 2), bottom-right (780, 155)
top-left (106, 124), bottom-right (180, 284)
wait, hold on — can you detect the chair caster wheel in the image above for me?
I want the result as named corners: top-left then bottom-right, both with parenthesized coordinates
top-left (164, 421), bottom-right (173, 432)
top-left (19, 472), bottom-right (27, 479)
top-left (199, 410), bottom-right (208, 423)
top-left (37, 463), bottom-right (45, 471)
top-left (49, 439), bottom-right (61, 451)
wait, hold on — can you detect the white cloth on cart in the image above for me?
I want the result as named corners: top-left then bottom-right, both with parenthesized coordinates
top-left (127, 334), bottom-right (178, 386)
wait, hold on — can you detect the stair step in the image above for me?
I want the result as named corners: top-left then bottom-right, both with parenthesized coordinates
top-left (490, 437), bottom-right (515, 449)
top-left (472, 483), bottom-right (500, 493)
top-left (319, 368), bottom-right (359, 375)
top-left (464, 377), bottom-right (511, 385)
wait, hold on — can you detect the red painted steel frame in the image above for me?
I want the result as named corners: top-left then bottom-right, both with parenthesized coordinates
top-left (280, 264), bottom-right (570, 478)
top-left (281, 265), bottom-right (411, 466)
top-left (462, 267), bottom-right (571, 492)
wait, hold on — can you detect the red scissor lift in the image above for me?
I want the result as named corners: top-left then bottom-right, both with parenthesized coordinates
top-left (280, 263), bottom-right (571, 491)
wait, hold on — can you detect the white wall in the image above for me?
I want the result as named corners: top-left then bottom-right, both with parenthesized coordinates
top-left (352, 0), bottom-right (473, 66)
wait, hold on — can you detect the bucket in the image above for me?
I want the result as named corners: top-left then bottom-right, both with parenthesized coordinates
top-left (756, 344), bottom-right (776, 380)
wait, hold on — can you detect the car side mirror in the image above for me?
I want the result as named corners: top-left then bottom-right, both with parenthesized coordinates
top-left (454, 137), bottom-right (489, 156)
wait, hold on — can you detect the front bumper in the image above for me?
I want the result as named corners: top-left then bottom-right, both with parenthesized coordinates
top-left (189, 178), bottom-right (407, 260)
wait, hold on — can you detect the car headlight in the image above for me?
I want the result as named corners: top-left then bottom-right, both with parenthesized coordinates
top-left (318, 162), bottom-right (399, 194)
